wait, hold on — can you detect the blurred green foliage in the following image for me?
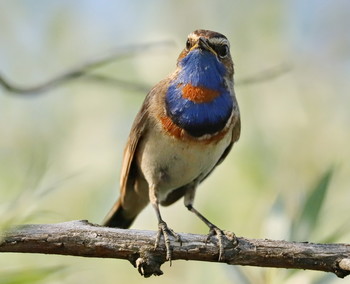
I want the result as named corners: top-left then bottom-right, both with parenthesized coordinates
top-left (0, 266), bottom-right (66, 284)
top-left (291, 167), bottom-right (333, 242)
top-left (1, 1), bottom-right (350, 283)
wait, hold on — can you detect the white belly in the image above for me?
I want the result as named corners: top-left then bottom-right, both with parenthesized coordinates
top-left (136, 127), bottom-right (231, 202)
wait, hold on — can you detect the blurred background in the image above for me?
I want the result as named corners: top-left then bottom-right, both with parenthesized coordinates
top-left (0, 0), bottom-right (349, 283)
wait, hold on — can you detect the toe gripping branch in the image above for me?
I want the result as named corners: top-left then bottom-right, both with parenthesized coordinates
top-left (186, 204), bottom-right (238, 261)
top-left (129, 228), bottom-right (238, 277)
top-left (155, 221), bottom-right (182, 263)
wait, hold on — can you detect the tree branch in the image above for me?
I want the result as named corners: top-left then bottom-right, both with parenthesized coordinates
top-left (236, 63), bottom-right (291, 86)
top-left (0, 220), bottom-right (349, 278)
top-left (0, 41), bottom-right (173, 95)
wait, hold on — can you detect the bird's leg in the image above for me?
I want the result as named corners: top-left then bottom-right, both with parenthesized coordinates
top-left (186, 204), bottom-right (229, 260)
top-left (184, 186), bottom-right (236, 261)
top-left (149, 185), bottom-right (181, 263)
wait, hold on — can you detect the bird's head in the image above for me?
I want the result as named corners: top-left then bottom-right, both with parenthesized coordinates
top-left (177, 29), bottom-right (234, 81)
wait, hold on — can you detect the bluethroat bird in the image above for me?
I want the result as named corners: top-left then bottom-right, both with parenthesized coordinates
top-left (103, 29), bottom-right (240, 261)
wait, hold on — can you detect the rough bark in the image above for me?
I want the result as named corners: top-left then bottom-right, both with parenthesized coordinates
top-left (0, 220), bottom-right (349, 278)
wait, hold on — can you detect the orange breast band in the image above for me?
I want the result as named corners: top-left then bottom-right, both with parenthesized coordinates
top-left (160, 115), bottom-right (230, 144)
top-left (181, 84), bottom-right (220, 103)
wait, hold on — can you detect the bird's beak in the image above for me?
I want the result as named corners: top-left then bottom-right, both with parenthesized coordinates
top-left (190, 37), bottom-right (217, 56)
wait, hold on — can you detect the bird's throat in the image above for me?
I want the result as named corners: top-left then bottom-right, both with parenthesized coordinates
top-left (165, 84), bottom-right (233, 137)
top-left (164, 49), bottom-right (233, 138)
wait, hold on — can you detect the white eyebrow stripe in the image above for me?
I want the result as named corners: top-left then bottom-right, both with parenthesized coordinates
top-left (208, 38), bottom-right (230, 47)
top-left (188, 33), bottom-right (230, 47)
top-left (188, 33), bottom-right (200, 41)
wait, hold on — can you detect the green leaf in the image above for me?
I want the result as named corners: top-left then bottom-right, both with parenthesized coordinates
top-left (290, 167), bottom-right (334, 241)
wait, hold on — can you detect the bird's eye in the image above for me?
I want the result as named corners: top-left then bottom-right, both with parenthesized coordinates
top-left (185, 39), bottom-right (191, 50)
top-left (217, 44), bottom-right (229, 58)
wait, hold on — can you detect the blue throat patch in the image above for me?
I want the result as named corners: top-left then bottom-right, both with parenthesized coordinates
top-left (165, 49), bottom-right (233, 137)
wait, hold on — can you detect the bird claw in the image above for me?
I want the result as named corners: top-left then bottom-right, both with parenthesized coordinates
top-left (206, 225), bottom-right (236, 261)
top-left (155, 221), bottom-right (181, 264)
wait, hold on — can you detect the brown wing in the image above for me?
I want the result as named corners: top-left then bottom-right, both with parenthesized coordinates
top-left (161, 116), bottom-right (241, 206)
top-left (119, 79), bottom-right (169, 201)
top-left (119, 102), bottom-right (148, 199)
top-left (103, 95), bottom-right (150, 227)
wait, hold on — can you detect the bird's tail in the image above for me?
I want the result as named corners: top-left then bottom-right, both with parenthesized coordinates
top-left (103, 198), bottom-right (136, 229)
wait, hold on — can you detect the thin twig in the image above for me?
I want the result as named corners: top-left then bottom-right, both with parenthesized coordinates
top-left (0, 220), bottom-right (349, 278)
top-left (0, 41), bottom-right (173, 95)
top-left (82, 74), bottom-right (150, 93)
top-left (236, 63), bottom-right (292, 86)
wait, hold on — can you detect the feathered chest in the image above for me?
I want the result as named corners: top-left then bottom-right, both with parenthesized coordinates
top-left (164, 50), bottom-right (234, 138)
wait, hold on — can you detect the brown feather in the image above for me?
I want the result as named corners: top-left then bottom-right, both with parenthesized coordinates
top-left (103, 93), bottom-right (151, 228)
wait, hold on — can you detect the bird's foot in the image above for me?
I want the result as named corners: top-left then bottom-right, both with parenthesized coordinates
top-left (155, 221), bottom-right (182, 263)
top-left (206, 225), bottom-right (238, 261)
